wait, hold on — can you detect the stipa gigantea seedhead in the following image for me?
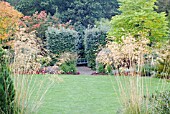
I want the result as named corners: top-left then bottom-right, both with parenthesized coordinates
top-left (107, 38), bottom-right (170, 114)
top-left (10, 51), bottom-right (61, 114)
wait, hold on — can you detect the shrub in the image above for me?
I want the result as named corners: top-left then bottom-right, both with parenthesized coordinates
top-left (58, 52), bottom-right (77, 74)
top-left (46, 27), bottom-right (78, 55)
top-left (105, 64), bottom-right (113, 75)
top-left (60, 63), bottom-right (71, 73)
top-left (155, 61), bottom-right (170, 79)
top-left (141, 64), bottom-right (155, 76)
top-left (11, 28), bottom-right (44, 74)
top-left (0, 47), bottom-right (15, 114)
top-left (19, 11), bottom-right (47, 33)
top-left (154, 41), bottom-right (170, 79)
top-left (96, 35), bottom-right (149, 76)
top-left (84, 26), bottom-right (108, 69)
top-left (96, 63), bottom-right (113, 75)
top-left (96, 63), bottom-right (105, 73)
top-left (37, 56), bottom-right (52, 67)
top-left (147, 91), bottom-right (170, 114)
top-left (60, 62), bottom-right (77, 74)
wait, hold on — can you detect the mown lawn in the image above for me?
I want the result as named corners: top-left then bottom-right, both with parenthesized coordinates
top-left (29, 75), bottom-right (170, 114)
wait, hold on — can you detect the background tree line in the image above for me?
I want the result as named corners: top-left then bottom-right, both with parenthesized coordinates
top-left (6, 0), bottom-right (119, 28)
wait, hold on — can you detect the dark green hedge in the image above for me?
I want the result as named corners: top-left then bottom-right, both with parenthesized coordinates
top-left (46, 27), bottom-right (79, 55)
top-left (84, 26), bottom-right (108, 69)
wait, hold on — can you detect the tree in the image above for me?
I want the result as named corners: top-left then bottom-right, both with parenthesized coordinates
top-left (7, 0), bottom-right (57, 15)
top-left (156, 0), bottom-right (170, 35)
top-left (108, 0), bottom-right (169, 43)
top-left (156, 0), bottom-right (170, 15)
top-left (7, 0), bottom-right (119, 27)
top-left (61, 0), bottom-right (119, 27)
top-left (0, 1), bottom-right (22, 41)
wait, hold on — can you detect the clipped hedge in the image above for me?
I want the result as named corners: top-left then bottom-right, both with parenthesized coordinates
top-left (84, 26), bottom-right (108, 69)
top-left (46, 27), bottom-right (78, 55)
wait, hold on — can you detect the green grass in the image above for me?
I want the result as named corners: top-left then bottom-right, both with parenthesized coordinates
top-left (28, 75), bottom-right (170, 114)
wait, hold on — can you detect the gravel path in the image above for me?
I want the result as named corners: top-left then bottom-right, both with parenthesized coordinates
top-left (77, 66), bottom-right (95, 75)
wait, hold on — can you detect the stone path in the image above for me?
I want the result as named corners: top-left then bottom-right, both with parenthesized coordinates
top-left (77, 66), bottom-right (95, 75)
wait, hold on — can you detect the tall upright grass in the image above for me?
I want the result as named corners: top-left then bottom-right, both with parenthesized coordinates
top-left (113, 76), bottom-right (169, 114)
top-left (10, 53), bottom-right (61, 114)
top-left (111, 56), bottom-right (170, 114)
top-left (109, 40), bottom-right (170, 114)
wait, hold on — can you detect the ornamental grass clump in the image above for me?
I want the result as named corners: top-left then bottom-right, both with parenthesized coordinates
top-left (12, 72), bottom-right (59, 114)
top-left (10, 42), bottom-right (60, 114)
top-left (114, 75), bottom-right (169, 114)
top-left (9, 27), bottom-right (60, 114)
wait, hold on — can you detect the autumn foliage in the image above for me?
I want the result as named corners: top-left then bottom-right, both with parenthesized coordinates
top-left (19, 11), bottom-right (47, 32)
top-left (19, 11), bottom-right (73, 33)
top-left (0, 1), bottom-right (23, 41)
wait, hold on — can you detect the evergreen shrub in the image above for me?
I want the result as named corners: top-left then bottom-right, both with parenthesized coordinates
top-left (46, 27), bottom-right (78, 55)
top-left (84, 26), bottom-right (108, 69)
top-left (0, 47), bottom-right (15, 114)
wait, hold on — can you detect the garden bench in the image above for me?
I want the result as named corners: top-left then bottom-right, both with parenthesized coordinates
top-left (77, 58), bottom-right (88, 65)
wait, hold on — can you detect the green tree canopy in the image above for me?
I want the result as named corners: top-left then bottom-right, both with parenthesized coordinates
top-left (7, 0), bottom-right (119, 27)
top-left (108, 0), bottom-right (169, 43)
top-left (156, 0), bottom-right (170, 15)
top-left (156, 0), bottom-right (170, 33)
top-left (60, 0), bottom-right (119, 27)
top-left (7, 0), bottom-right (57, 15)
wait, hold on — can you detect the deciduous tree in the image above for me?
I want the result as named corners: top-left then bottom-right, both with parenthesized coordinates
top-left (108, 0), bottom-right (169, 43)
top-left (0, 1), bottom-right (22, 41)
